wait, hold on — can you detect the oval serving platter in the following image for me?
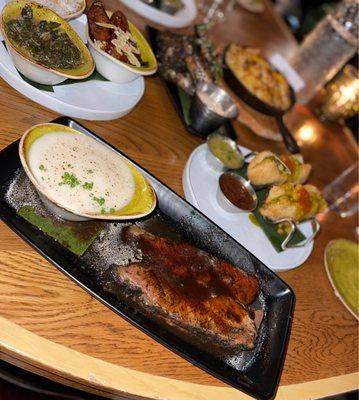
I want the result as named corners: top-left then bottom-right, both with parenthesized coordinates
top-left (0, 116), bottom-right (295, 400)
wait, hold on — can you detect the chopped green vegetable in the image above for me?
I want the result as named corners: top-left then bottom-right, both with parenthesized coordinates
top-left (93, 196), bottom-right (105, 206)
top-left (82, 182), bottom-right (93, 190)
top-left (60, 172), bottom-right (81, 188)
top-left (39, 164), bottom-right (45, 171)
top-left (87, 169), bottom-right (93, 174)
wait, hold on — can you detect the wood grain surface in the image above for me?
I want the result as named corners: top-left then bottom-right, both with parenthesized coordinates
top-left (0, 0), bottom-right (358, 398)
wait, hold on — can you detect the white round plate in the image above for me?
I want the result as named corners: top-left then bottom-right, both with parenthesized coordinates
top-left (0, 13), bottom-right (144, 120)
top-left (182, 144), bottom-right (314, 272)
top-left (119, 0), bottom-right (197, 28)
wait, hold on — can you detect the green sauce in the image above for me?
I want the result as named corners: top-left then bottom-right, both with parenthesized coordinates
top-left (248, 213), bottom-right (260, 227)
top-left (5, 5), bottom-right (83, 69)
top-left (326, 239), bottom-right (359, 317)
top-left (208, 136), bottom-right (243, 169)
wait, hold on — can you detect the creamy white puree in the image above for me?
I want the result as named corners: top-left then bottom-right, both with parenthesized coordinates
top-left (28, 131), bottom-right (135, 215)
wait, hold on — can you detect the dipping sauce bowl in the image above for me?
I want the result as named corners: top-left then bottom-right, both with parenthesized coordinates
top-left (190, 82), bottom-right (238, 136)
top-left (217, 172), bottom-right (258, 213)
top-left (206, 132), bottom-right (244, 172)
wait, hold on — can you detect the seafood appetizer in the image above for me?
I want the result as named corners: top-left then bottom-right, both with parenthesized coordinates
top-left (247, 151), bottom-right (312, 187)
top-left (260, 183), bottom-right (327, 223)
top-left (156, 25), bottom-right (223, 95)
top-left (31, 0), bottom-right (85, 19)
top-left (1, 1), bottom-right (94, 84)
top-left (225, 44), bottom-right (291, 110)
top-left (87, 1), bottom-right (143, 67)
top-left (106, 226), bottom-right (260, 349)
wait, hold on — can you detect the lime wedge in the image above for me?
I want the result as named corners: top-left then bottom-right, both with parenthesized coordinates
top-left (325, 239), bottom-right (359, 319)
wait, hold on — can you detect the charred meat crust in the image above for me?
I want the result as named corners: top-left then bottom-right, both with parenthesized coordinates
top-left (123, 225), bottom-right (260, 305)
top-left (111, 226), bottom-right (260, 349)
top-left (110, 263), bottom-right (257, 349)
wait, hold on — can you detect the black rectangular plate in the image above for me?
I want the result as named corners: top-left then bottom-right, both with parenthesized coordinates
top-left (147, 26), bottom-right (237, 140)
top-left (0, 117), bottom-right (294, 399)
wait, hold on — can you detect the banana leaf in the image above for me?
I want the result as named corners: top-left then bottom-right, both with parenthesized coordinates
top-left (18, 205), bottom-right (103, 256)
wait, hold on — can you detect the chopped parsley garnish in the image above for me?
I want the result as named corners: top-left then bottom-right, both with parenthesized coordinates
top-left (39, 164), bottom-right (45, 171)
top-left (87, 169), bottom-right (93, 174)
top-left (109, 208), bottom-right (115, 213)
top-left (59, 172), bottom-right (80, 188)
top-left (93, 196), bottom-right (105, 206)
top-left (82, 182), bottom-right (93, 190)
top-left (100, 208), bottom-right (106, 214)
top-left (67, 163), bottom-right (73, 168)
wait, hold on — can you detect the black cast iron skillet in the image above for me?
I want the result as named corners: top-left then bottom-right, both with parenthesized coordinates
top-left (223, 49), bottom-right (300, 154)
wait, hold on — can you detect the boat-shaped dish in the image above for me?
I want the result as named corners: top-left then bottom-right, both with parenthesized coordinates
top-left (19, 123), bottom-right (156, 221)
top-left (30, 0), bottom-right (86, 20)
top-left (0, 0), bottom-right (94, 85)
top-left (0, 116), bottom-right (294, 399)
top-left (86, 13), bottom-right (157, 83)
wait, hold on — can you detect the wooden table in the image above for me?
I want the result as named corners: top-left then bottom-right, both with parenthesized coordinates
top-left (0, 1), bottom-right (358, 399)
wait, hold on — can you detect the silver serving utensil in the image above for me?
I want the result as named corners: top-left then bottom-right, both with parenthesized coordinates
top-left (272, 218), bottom-right (320, 250)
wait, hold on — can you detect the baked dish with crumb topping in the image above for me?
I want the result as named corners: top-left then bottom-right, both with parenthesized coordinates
top-left (225, 44), bottom-right (291, 110)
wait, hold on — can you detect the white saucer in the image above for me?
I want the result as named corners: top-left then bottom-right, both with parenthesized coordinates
top-left (119, 0), bottom-right (197, 28)
top-left (0, 13), bottom-right (144, 121)
top-left (182, 144), bottom-right (314, 272)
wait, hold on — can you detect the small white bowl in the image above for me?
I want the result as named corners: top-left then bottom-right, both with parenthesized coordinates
top-left (85, 20), bottom-right (157, 84)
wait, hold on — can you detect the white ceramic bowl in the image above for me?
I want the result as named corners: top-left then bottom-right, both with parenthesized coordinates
top-left (1, 0), bottom-right (94, 85)
top-left (19, 123), bottom-right (157, 221)
top-left (85, 19), bottom-right (157, 84)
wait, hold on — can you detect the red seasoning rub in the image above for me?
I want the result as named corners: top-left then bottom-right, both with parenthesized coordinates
top-left (219, 173), bottom-right (256, 211)
top-left (111, 226), bottom-right (260, 349)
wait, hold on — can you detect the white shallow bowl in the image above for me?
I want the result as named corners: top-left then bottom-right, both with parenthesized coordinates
top-left (0, 0), bottom-right (94, 85)
top-left (119, 0), bottom-right (197, 28)
top-left (19, 123), bottom-right (157, 221)
top-left (5, 45), bottom-right (67, 85)
top-left (85, 20), bottom-right (157, 84)
top-left (87, 42), bottom-right (138, 84)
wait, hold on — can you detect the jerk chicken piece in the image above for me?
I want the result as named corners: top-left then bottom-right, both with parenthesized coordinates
top-left (123, 226), bottom-right (260, 306)
top-left (109, 263), bottom-right (257, 349)
top-left (87, 1), bottom-right (142, 66)
top-left (87, 1), bottom-right (112, 44)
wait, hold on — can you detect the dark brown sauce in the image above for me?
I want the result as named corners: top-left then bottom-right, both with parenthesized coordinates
top-left (219, 174), bottom-right (254, 210)
top-left (162, 270), bottom-right (230, 304)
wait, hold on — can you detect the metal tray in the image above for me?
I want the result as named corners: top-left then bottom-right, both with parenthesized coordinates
top-left (0, 117), bottom-right (294, 399)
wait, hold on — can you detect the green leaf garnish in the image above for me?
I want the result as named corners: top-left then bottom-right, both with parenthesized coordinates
top-left (39, 164), bottom-right (46, 171)
top-left (93, 196), bottom-right (105, 206)
top-left (59, 172), bottom-right (80, 188)
top-left (82, 182), bottom-right (93, 190)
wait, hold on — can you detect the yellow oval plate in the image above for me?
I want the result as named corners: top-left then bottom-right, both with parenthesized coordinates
top-left (325, 239), bottom-right (359, 320)
top-left (1, 0), bottom-right (94, 79)
top-left (86, 11), bottom-right (157, 75)
top-left (19, 123), bottom-right (156, 220)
